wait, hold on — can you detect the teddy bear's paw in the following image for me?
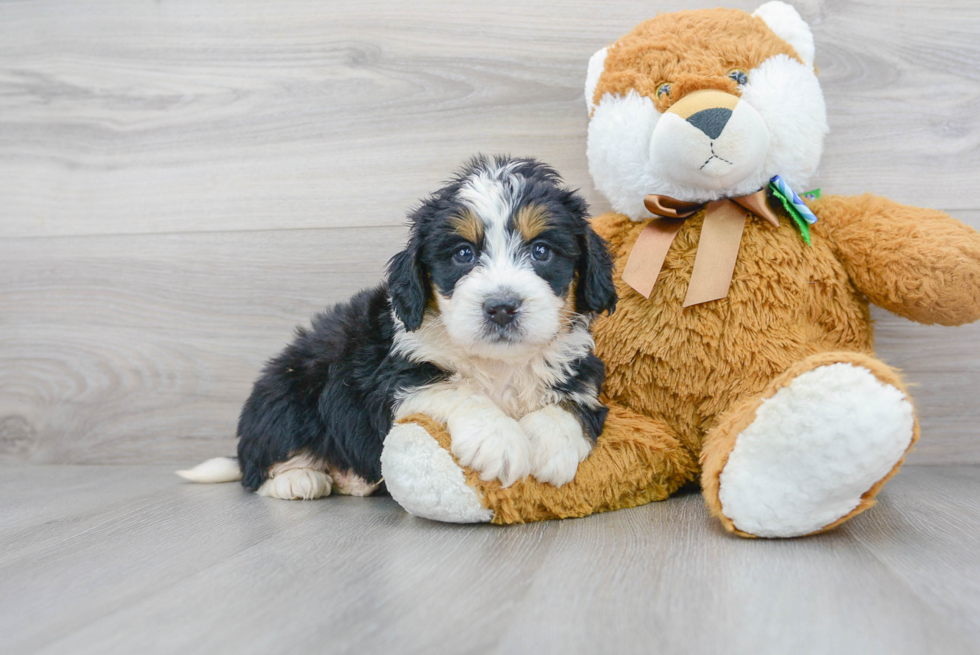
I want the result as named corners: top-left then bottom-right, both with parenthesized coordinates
top-left (380, 422), bottom-right (493, 523)
top-left (449, 413), bottom-right (532, 488)
top-left (520, 405), bottom-right (592, 487)
top-left (718, 362), bottom-right (915, 538)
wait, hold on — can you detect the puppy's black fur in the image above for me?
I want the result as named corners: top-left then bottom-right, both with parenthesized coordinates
top-left (236, 288), bottom-right (447, 491)
top-left (237, 156), bottom-right (616, 492)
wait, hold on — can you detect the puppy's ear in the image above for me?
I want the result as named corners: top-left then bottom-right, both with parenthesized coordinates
top-left (387, 230), bottom-right (429, 332)
top-left (576, 228), bottom-right (617, 315)
top-left (561, 189), bottom-right (616, 316)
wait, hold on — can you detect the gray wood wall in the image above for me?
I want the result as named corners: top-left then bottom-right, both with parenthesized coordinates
top-left (2, 0), bottom-right (978, 466)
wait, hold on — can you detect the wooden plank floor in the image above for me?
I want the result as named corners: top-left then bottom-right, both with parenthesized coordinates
top-left (2, 465), bottom-right (978, 655)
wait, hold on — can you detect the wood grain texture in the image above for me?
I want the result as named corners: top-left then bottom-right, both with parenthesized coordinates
top-left (1, 0), bottom-right (979, 239)
top-left (0, 227), bottom-right (407, 465)
top-left (1, 0), bottom-right (980, 465)
top-left (1, 465), bottom-right (978, 654)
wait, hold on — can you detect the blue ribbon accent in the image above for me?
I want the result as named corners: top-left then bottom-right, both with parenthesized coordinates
top-left (770, 175), bottom-right (818, 225)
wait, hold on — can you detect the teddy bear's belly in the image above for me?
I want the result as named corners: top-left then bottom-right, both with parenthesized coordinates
top-left (594, 216), bottom-right (874, 455)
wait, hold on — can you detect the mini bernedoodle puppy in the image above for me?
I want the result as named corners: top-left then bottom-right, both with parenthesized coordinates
top-left (178, 156), bottom-right (617, 500)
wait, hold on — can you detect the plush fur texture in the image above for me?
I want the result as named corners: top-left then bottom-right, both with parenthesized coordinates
top-left (714, 360), bottom-right (915, 537)
top-left (586, 6), bottom-right (827, 216)
top-left (381, 422), bottom-right (494, 522)
top-left (179, 156), bottom-right (617, 498)
top-left (380, 3), bottom-right (980, 537)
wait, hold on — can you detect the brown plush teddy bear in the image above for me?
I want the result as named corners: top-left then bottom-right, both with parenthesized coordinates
top-left (379, 2), bottom-right (980, 537)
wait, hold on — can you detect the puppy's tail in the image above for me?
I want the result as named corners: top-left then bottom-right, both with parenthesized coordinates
top-left (176, 457), bottom-right (242, 484)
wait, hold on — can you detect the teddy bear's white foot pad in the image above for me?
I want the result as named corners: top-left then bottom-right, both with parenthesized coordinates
top-left (718, 363), bottom-right (914, 538)
top-left (381, 423), bottom-right (493, 523)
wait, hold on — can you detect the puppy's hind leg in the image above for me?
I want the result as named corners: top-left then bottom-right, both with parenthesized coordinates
top-left (256, 452), bottom-right (333, 500)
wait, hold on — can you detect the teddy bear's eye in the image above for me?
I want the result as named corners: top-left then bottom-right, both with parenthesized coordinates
top-left (656, 83), bottom-right (671, 99)
top-left (728, 69), bottom-right (749, 86)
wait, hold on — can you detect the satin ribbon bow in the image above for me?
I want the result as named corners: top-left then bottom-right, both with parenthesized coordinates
top-left (621, 188), bottom-right (781, 307)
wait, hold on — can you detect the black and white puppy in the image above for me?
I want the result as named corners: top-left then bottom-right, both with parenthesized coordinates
top-left (177, 156), bottom-right (616, 500)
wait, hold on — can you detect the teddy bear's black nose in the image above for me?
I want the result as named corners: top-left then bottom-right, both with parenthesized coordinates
top-left (687, 107), bottom-right (732, 140)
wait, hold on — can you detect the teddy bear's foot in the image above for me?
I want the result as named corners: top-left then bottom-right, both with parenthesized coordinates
top-left (384, 408), bottom-right (697, 524)
top-left (380, 421), bottom-right (493, 523)
top-left (702, 352), bottom-right (918, 538)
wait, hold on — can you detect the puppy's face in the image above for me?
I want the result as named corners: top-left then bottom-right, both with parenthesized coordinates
top-left (388, 156), bottom-right (616, 359)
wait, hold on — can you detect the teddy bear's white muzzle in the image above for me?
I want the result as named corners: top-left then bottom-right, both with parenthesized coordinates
top-left (650, 91), bottom-right (771, 191)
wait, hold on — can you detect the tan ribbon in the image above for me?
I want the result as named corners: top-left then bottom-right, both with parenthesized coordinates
top-left (621, 189), bottom-right (780, 307)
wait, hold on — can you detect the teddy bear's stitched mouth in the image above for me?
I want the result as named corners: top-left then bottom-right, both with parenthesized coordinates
top-left (700, 143), bottom-right (734, 170)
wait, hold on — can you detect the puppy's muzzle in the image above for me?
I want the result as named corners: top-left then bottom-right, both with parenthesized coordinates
top-left (484, 296), bottom-right (522, 327)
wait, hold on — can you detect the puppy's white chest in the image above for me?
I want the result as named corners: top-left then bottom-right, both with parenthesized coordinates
top-left (460, 360), bottom-right (548, 419)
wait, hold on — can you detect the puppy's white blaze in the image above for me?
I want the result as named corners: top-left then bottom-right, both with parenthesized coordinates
top-left (458, 160), bottom-right (523, 235)
top-left (176, 457), bottom-right (242, 484)
top-left (521, 405), bottom-right (593, 487)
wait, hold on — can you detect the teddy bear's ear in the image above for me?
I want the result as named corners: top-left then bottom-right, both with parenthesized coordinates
top-left (584, 47), bottom-right (608, 115)
top-left (753, 1), bottom-right (815, 70)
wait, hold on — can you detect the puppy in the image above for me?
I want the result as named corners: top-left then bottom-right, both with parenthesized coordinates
top-left (177, 155), bottom-right (617, 499)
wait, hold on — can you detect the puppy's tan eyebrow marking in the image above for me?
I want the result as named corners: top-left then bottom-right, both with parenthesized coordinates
top-left (451, 209), bottom-right (484, 244)
top-left (515, 204), bottom-right (551, 241)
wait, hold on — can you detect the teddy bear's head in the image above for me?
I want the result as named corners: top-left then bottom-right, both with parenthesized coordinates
top-left (585, 1), bottom-right (827, 219)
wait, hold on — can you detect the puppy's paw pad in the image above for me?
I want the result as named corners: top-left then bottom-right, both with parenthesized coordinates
top-left (521, 406), bottom-right (592, 487)
top-left (257, 468), bottom-right (332, 500)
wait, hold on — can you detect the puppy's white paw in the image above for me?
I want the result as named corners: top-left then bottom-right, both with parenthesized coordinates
top-left (449, 412), bottom-right (531, 488)
top-left (521, 405), bottom-right (592, 487)
top-left (257, 468), bottom-right (332, 500)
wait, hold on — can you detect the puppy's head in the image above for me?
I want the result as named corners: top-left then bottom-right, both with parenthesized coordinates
top-left (387, 155), bottom-right (616, 359)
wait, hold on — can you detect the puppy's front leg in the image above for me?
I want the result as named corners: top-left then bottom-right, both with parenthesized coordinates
top-left (396, 384), bottom-right (531, 487)
top-left (521, 405), bottom-right (594, 487)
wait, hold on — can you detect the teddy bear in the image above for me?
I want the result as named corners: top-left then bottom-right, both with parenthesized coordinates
top-left (378, 2), bottom-right (980, 537)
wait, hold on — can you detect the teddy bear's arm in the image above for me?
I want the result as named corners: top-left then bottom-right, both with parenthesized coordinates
top-left (813, 193), bottom-right (980, 326)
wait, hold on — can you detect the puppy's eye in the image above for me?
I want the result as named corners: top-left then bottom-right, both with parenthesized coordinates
top-left (531, 243), bottom-right (552, 262)
top-left (453, 245), bottom-right (474, 264)
top-left (728, 69), bottom-right (749, 86)
top-left (656, 83), bottom-right (671, 99)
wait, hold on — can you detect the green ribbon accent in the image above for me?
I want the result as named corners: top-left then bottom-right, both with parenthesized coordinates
top-left (768, 182), bottom-right (819, 246)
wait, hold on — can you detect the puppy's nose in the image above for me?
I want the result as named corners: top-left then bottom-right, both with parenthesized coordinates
top-left (484, 297), bottom-right (522, 326)
top-left (686, 107), bottom-right (732, 140)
